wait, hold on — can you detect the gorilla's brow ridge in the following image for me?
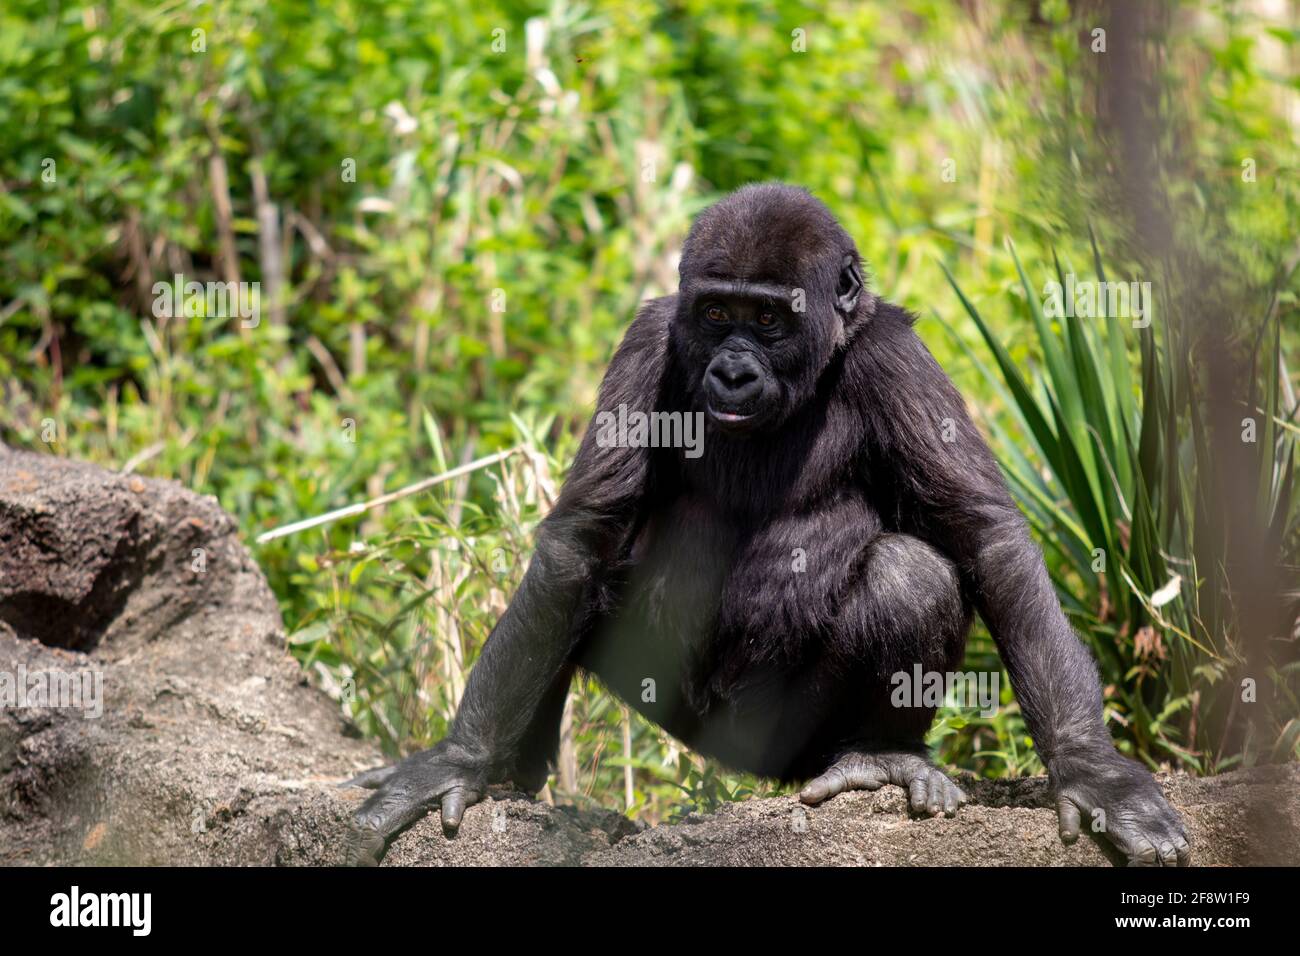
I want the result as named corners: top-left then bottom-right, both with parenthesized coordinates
top-left (691, 278), bottom-right (796, 305)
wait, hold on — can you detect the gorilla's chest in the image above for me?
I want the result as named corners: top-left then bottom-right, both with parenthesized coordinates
top-left (621, 489), bottom-right (883, 670)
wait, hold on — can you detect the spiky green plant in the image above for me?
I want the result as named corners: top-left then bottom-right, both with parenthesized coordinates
top-left (941, 238), bottom-right (1298, 774)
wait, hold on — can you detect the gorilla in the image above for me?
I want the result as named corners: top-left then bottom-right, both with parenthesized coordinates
top-left (346, 183), bottom-right (1190, 866)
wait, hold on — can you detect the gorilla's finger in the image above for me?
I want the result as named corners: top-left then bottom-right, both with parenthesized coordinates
top-left (441, 789), bottom-right (470, 836)
top-left (908, 776), bottom-right (929, 814)
top-left (926, 773), bottom-right (945, 816)
top-left (352, 781), bottom-right (436, 854)
top-left (341, 765), bottom-right (399, 790)
top-left (942, 780), bottom-right (963, 817)
top-left (841, 761), bottom-right (888, 792)
top-left (1174, 836), bottom-right (1192, 867)
top-left (798, 766), bottom-right (847, 805)
top-left (1157, 841), bottom-right (1179, 867)
top-left (1056, 795), bottom-right (1081, 844)
top-left (345, 826), bottom-right (386, 867)
top-left (1121, 834), bottom-right (1160, 867)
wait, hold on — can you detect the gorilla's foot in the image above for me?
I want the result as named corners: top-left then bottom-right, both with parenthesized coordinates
top-left (798, 748), bottom-right (967, 817)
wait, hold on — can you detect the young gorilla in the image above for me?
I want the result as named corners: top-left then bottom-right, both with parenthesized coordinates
top-left (347, 184), bottom-right (1189, 866)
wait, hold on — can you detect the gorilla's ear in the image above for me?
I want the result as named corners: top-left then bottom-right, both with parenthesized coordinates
top-left (835, 254), bottom-right (863, 316)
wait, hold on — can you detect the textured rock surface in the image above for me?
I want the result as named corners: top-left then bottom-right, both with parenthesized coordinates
top-left (1, 446), bottom-right (1297, 866)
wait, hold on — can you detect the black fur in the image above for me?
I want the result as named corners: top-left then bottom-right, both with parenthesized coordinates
top-left (348, 184), bottom-right (1190, 867)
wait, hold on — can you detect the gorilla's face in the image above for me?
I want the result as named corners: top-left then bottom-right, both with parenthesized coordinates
top-left (671, 184), bottom-right (867, 436)
top-left (687, 284), bottom-right (804, 434)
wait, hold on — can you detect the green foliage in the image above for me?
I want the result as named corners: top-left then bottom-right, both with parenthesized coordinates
top-left (944, 239), bottom-right (1297, 772)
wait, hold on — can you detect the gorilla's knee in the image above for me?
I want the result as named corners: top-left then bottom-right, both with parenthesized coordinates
top-left (862, 533), bottom-right (970, 650)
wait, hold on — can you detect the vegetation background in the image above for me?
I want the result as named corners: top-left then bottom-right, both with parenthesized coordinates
top-left (2, 0), bottom-right (1297, 822)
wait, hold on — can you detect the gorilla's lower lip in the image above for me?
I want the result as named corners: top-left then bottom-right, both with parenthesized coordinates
top-left (707, 405), bottom-right (755, 423)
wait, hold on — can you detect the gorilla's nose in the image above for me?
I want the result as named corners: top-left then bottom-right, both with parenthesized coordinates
top-left (706, 352), bottom-right (763, 407)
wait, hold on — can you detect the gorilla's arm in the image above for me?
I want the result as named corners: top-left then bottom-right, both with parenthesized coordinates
top-left (449, 300), bottom-right (671, 757)
top-left (860, 308), bottom-right (1189, 865)
top-left (345, 299), bottom-right (672, 863)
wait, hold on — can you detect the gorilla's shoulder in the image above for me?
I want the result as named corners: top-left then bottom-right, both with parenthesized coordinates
top-left (605, 295), bottom-right (676, 373)
top-left (623, 294), bottom-right (677, 347)
top-left (634, 294), bottom-right (677, 327)
top-left (850, 299), bottom-right (925, 357)
top-left (869, 298), bottom-right (921, 330)
top-left (841, 299), bottom-right (940, 390)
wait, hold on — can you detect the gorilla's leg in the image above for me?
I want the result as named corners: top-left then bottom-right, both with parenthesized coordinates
top-left (801, 532), bottom-right (972, 816)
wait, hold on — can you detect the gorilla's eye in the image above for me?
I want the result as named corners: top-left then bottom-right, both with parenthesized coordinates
top-left (757, 311), bottom-right (777, 327)
top-left (705, 305), bottom-right (728, 324)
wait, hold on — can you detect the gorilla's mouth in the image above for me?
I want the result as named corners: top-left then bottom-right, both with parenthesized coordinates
top-left (706, 402), bottom-right (761, 429)
top-left (709, 406), bottom-right (752, 422)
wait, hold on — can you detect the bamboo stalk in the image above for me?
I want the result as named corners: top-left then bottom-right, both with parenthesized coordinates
top-left (558, 689), bottom-right (577, 795)
top-left (254, 447), bottom-right (519, 543)
top-left (249, 154), bottom-right (285, 329)
top-left (622, 706), bottom-right (634, 811)
top-left (207, 136), bottom-right (241, 289)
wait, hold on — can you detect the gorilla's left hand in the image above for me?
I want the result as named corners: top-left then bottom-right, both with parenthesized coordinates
top-left (1050, 748), bottom-right (1190, 866)
top-left (342, 738), bottom-right (489, 866)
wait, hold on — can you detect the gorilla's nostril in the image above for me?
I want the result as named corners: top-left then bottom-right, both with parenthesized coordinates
top-left (711, 366), bottom-right (757, 391)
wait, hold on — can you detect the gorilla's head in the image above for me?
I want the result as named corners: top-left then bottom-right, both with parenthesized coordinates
top-left (672, 183), bottom-right (871, 434)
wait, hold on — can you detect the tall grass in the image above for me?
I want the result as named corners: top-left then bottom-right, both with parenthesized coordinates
top-left (942, 239), bottom-right (1299, 773)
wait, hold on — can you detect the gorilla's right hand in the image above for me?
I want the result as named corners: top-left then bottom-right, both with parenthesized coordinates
top-left (343, 739), bottom-right (488, 866)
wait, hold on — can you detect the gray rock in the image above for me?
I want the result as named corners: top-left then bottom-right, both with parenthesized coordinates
top-left (1, 446), bottom-right (1295, 866)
